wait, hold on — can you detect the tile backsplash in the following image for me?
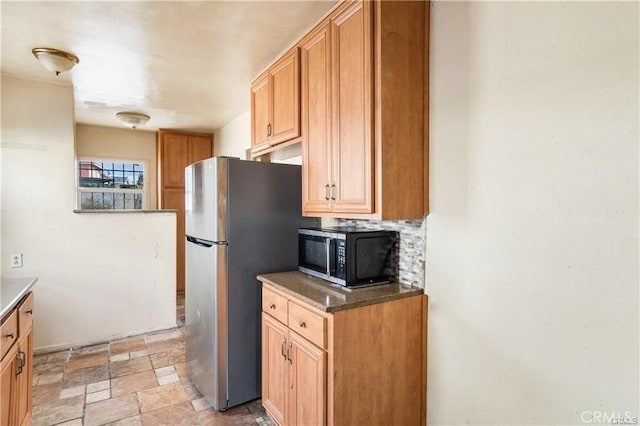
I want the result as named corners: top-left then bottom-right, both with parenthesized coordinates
top-left (337, 217), bottom-right (426, 288)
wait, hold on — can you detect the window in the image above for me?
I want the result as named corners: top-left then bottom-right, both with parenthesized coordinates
top-left (78, 160), bottom-right (146, 210)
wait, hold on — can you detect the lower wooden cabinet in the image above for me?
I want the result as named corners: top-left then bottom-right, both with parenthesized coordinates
top-left (262, 314), bottom-right (326, 426)
top-left (0, 292), bottom-right (34, 426)
top-left (260, 283), bottom-right (426, 426)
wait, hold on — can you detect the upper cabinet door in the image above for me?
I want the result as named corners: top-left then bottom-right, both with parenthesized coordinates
top-left (161, 133), bottom-right (189, 188)
top-left (331, 0), bottom-right (374, 214)
top-left (269, 48), bottom-right (301, 146)
top-left (301, 23), bottom-right (333, 214)
top-left (188, 135), bottom-right (213, 165)
top-left (251, 72), bottom-right (271, 150)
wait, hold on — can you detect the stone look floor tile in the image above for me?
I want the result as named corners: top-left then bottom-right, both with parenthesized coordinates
top-left (110, 356), bottom-right (152, 378)
top-left (154, 365), bottom-right (175, 376)
top-left (37, 372), bottom-right (64, 385)
top-left (86, 379), bottom-right (110, 393)
top-left (140, 401), bottom-right (198, 425)
top-left (31, 394), bottom-right (84, 426)
top-left (66, 352), bottom-right (109, 371)
top-left (174, 362), bottom-right (188, 378)
top-left (86, 388), bottom-right (111, 403)
top-left (137, 382), bottom-right (190, 413)
top-left (192, 397), bottom-right (211, 411)
top-left (57, 419), bottom-right (84, 426)
top-left (70, 343), bottom-right (109, 356)
top-left (157, 372), bottom-right (179, 386)
top-left (33, 382), bottom-right (63, 406)
top-left (145, 329), bottom-right (181, 343)
top-left (182, 381), bottom-right (203, 400)
top-left (147, 337), bottom-right (183, 355)
top-left (34, 361), bottom-right (65, 376)
top-left (111, 370), bottom-right (158, 397)
top-left (106, 415), bottom-right (143, 425)
top-left (84, 393), bottom-right (139, 426)
top-left (63, 365), bottom-right (110, 388)
top-left (109, 352), bottom-right (129, 362)
top-left (149, 347), bottom-right (186, 368)
top-left (110, 338), bottom-right (147, 355)
top-left (60, 385), bottom-right (85, 399)
top-left (129, 349), bottom-right (149, 359)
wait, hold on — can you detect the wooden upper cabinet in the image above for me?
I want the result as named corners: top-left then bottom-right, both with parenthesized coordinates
top-left (188, 135), bottom-right (214, 165)
top-left (330, 0), bottom-right (373, 214)
top-left (161, 133), bottom-right (190, 188)
top-left (301, 22), bottom-right (333, 213)
top-left (250, 48), bottom-right (301, 152)
top-left (157, 130), bottom-right (213, 192)
top-left (251, 73), bottom-right (271, 151)
top-left (270, 49), bottom-right (301, 145)
top-left (300, 0), bottom-right (428, 219)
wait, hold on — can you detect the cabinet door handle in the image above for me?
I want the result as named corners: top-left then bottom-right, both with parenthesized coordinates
top-left (267, 123), bottom-right (272, 137)
top-left (26, 309), bottom-right (33, 315)
top-left (330, 183), bottom-right (336, 205)
top-left (281, 338), bottom-right (287, 359)
top-left (286, 342), bottom-right (293, 364)
top-left (324, 184), bottom-right (330, 201)
top-left (298, 321), bottom-right (306, 328)
top-left (4, 333), bottom-right (14, 339)
top-left (16, 351), bottom-right (25, 376)
top-left (269, 303), bottom-right (276, 309)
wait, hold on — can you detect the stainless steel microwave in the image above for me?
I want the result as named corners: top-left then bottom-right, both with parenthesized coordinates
top-left (298, 227), bottom-right (398, 288)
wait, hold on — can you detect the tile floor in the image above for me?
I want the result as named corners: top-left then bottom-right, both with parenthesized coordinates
top-left (31, 294), bottom-right (275, 425)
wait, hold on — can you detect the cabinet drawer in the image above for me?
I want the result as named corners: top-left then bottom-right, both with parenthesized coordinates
top-left (18, 292), bottom-right (34, 338)
top-left (0, 310), bottom-right (18, 361)
top-left (288, 301), bottom-right (326, 349)
top-left (262, 287), bottom-right (288, 325)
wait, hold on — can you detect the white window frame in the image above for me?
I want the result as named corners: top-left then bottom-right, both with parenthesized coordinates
top-left (77, 157), bottom-right (149, 210)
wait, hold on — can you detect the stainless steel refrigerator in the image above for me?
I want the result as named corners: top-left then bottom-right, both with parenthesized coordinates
top-left (184, 157), bottom-right (316, 411)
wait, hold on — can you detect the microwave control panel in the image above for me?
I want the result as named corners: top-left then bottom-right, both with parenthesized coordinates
top-left (336, 240), bottom-right (346, 279)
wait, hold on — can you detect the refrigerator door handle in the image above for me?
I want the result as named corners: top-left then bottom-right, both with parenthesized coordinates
top-left (186, 235), bottom-right (227, 248)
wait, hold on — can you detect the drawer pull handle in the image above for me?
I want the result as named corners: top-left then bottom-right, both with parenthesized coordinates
top-left (298, 321), bottom-right (306, 328)
top-left (4, 333), bottom-right (14, 339)
top-left (269, 303), bottom-right (276, 309)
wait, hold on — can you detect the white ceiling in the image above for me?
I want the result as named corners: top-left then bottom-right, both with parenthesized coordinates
top-left (1, 1), bottom-right (337, 133)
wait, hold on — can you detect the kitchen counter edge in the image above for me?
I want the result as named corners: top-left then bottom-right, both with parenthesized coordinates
top-left (257, 271), bottom-right (423, 313)
top-left (1, 277), bottom-right (38, 319)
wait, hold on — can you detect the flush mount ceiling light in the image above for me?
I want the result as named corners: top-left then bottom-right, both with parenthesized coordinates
top-left (32, 47), bottom-right (79, 76)
top-left (115, 112), bottom-right (151, 129)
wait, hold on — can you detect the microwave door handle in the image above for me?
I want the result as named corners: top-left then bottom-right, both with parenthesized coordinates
top-left (325, 238), bottom-right (331, 277)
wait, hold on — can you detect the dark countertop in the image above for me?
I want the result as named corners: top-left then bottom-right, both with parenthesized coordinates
top-left (1, 277), bottom-right (37, 319)
top-left (257, 271), bottom-right (422, 313)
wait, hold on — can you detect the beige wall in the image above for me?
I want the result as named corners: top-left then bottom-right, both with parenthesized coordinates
top-left (213, 110), bottom-right (251, 159)
top-left (427, 1), bottom-right (638, 424)
top-left (76, 124), bottom-right (157, 209)
top-left (1, 75), bottom-right (176, 351)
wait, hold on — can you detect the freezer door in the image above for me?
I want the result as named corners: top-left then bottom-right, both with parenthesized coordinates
top-left (185, 158), bottom-right (227, 242)
top-left (185, 238), bottom-right (228, 411)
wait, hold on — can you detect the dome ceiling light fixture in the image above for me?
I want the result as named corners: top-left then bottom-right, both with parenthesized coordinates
top-left (115, 112), bottom-right (151, 129)
top-left (32, 47), bottom-right (79, 76)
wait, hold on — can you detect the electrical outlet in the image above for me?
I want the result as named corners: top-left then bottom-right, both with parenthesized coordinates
top-left (10, 253), bottom-right (23, 268)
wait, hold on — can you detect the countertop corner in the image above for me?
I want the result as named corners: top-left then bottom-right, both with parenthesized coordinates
top-left (1, 276), bottom-right (38, 318)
